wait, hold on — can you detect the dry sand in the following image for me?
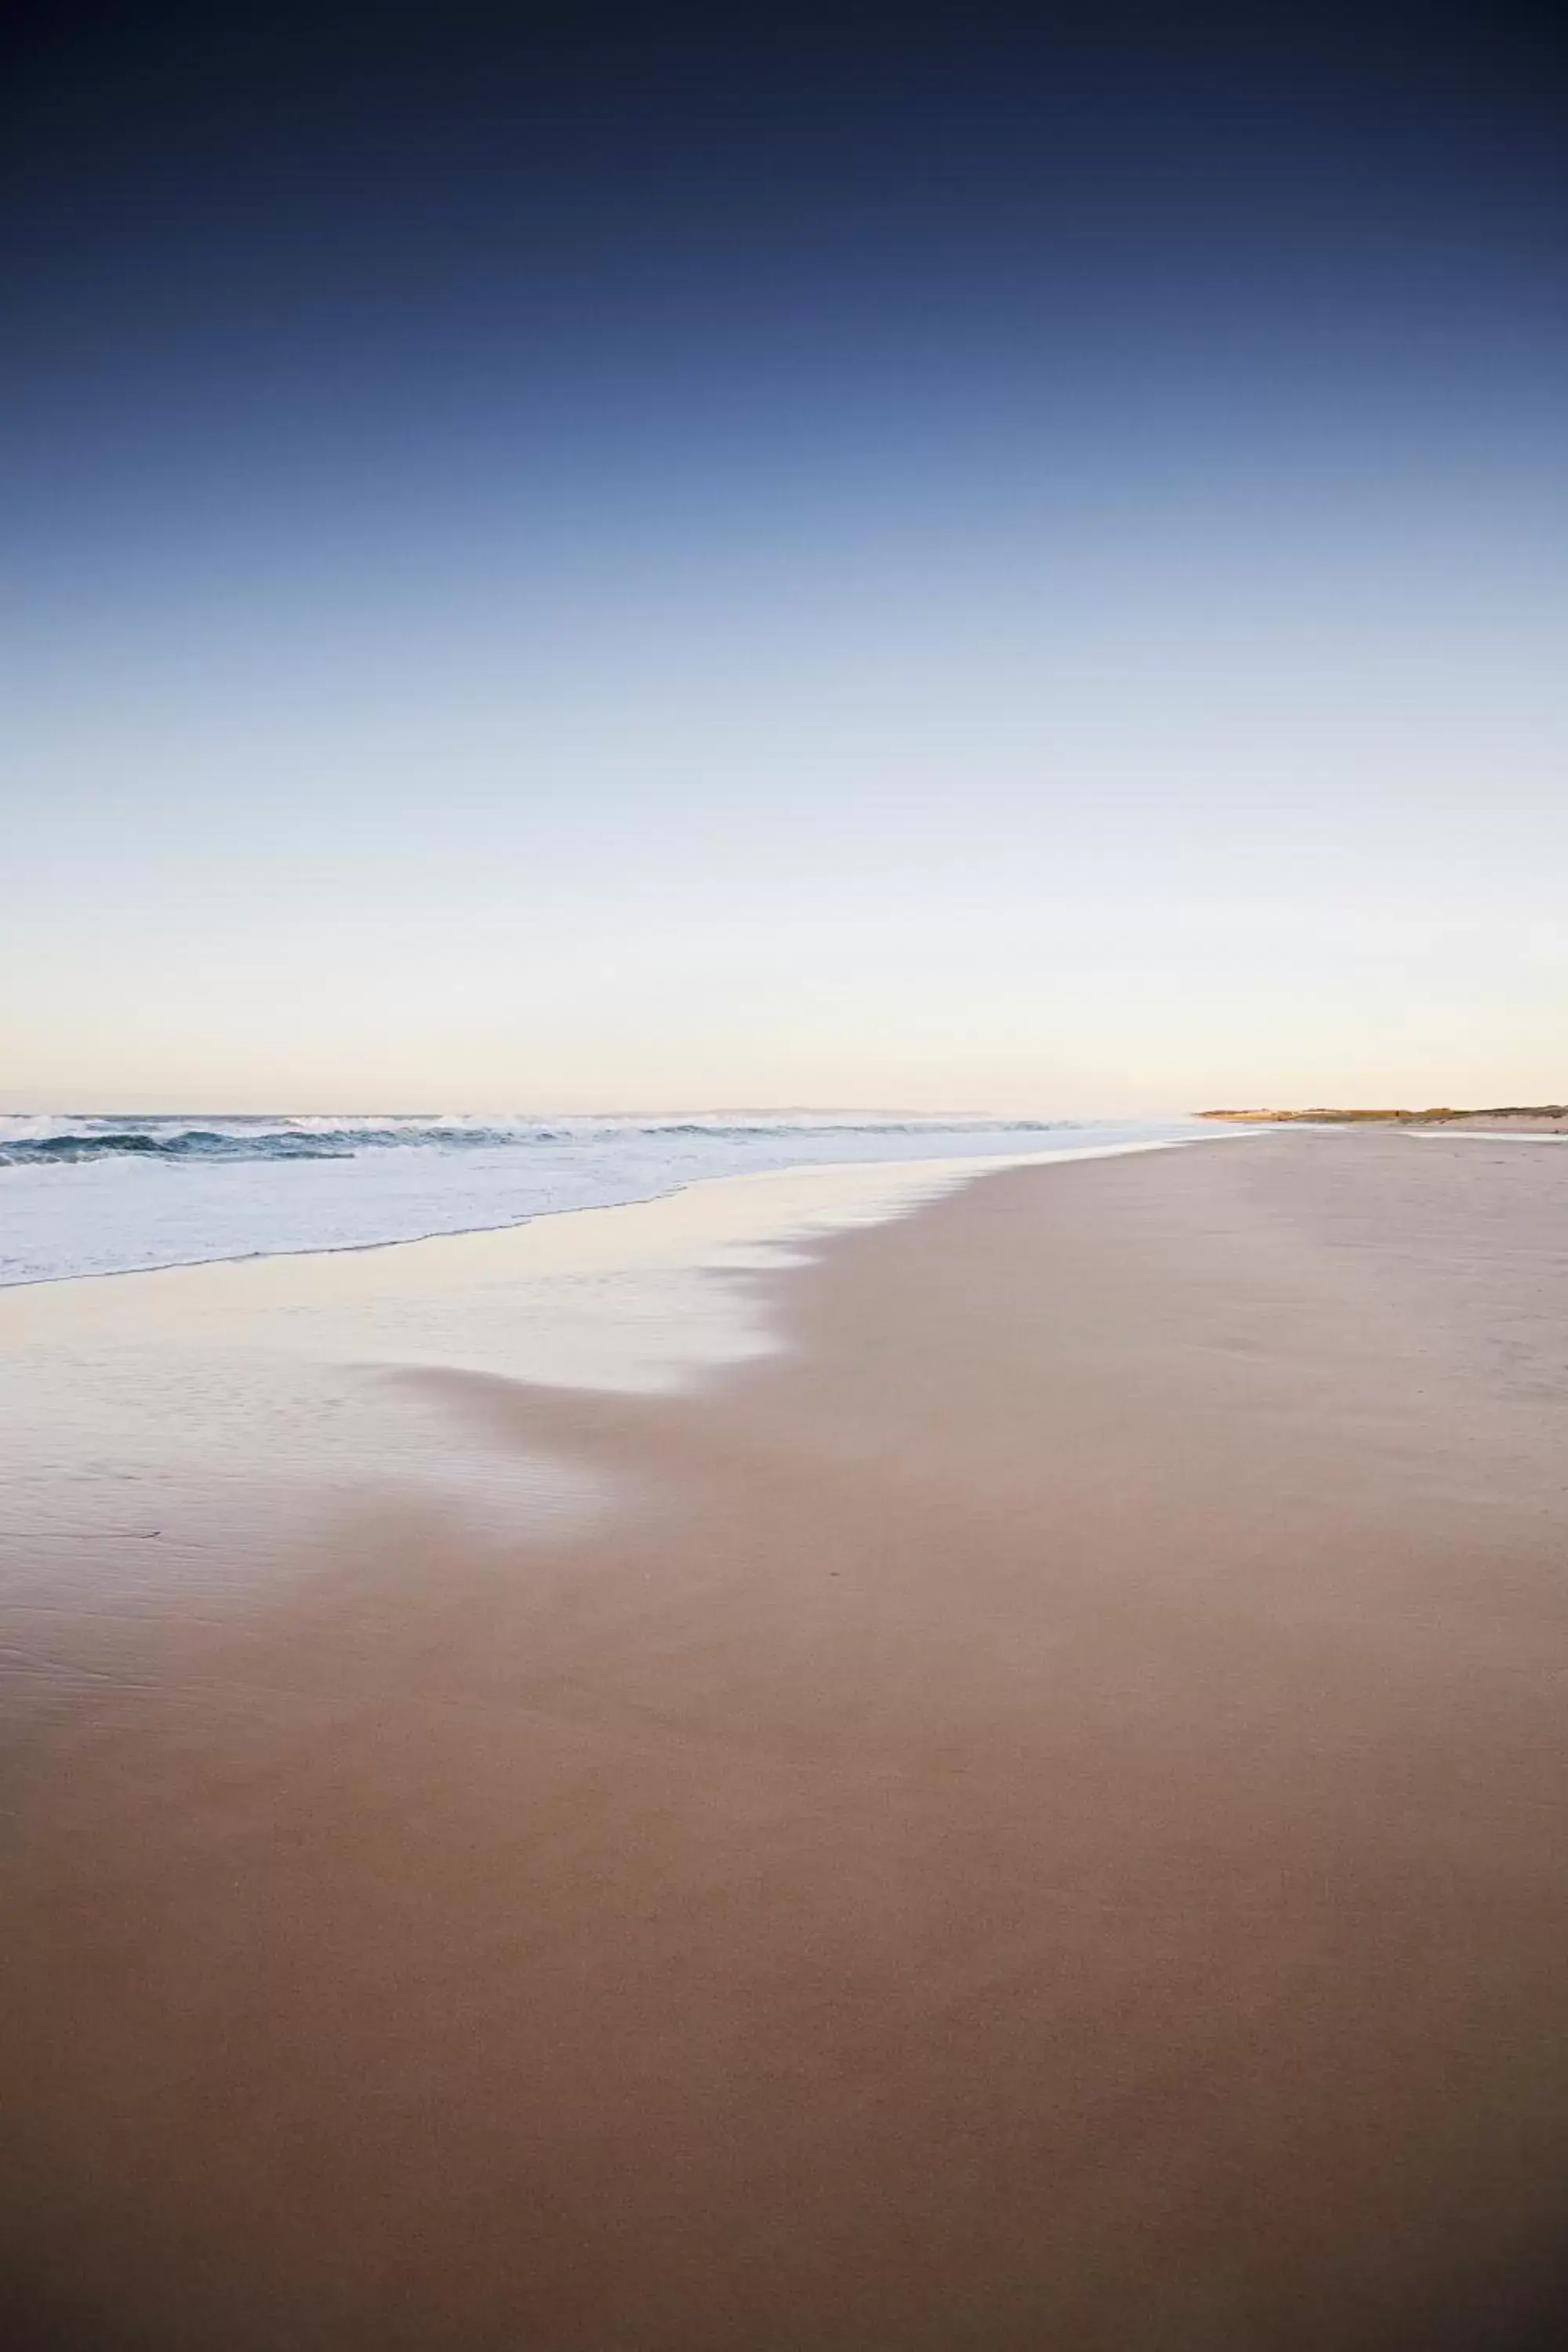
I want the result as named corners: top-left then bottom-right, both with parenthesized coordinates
top-left (3, 1131), bottom-right (1568, 2350)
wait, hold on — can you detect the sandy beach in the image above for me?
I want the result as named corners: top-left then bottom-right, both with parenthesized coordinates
top-left (4, 1131), bottom-right (1568, 2350)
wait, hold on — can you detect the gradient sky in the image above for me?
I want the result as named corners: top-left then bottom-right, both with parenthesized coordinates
top-left (4, 2), bottom-right (1566, 1112)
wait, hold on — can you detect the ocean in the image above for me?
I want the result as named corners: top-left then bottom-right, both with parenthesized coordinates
top-left (0, 1112), bottom-right (1204, 1287)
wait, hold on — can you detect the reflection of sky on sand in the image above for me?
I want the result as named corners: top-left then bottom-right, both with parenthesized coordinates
top-left (0, 1143), bottom-right (1185, 1622)
top-left (252, 1149), bottom-right (1079, 1392)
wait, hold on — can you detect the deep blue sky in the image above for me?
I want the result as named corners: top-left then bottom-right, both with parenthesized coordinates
top-left (5, 2), bottom-right (1566, 1109)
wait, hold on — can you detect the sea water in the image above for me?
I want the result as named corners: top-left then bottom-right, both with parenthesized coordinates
top-left (0, 1111), bottom-right (1205, 1287)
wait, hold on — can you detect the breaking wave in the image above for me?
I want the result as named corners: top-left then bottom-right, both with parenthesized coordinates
top-left (0, 1112), bottom-right (1076, 1170)
top-left (0, 1109), bottom-right (1205, 1287)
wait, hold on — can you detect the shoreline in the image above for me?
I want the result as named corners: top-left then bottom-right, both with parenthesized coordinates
top-left (0, 1115), bottom-right (1213, 1289)
top-left (4, 1131), bottom-right (1567, 2349)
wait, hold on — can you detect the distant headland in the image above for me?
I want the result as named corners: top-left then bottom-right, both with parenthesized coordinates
top-left (1198, 1105), bottom-right (1568, 1129)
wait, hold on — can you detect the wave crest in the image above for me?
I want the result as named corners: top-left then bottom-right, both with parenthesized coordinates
top-left (0, 1112), bottom-right (1077, 1170)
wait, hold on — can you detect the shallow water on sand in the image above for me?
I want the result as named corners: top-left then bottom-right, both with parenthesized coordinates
top-left (0, 1112), bottom-right (1203, 1285)
top-left (0, 1139), bottom-right (1194, 1626)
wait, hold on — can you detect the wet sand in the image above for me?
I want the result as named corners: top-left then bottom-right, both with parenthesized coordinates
top-left (4, 1131), bottom-right (1568, 2350)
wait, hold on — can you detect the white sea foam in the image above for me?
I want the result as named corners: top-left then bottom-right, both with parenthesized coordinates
top-left (0, 1112), bottom-right (1207, 1287)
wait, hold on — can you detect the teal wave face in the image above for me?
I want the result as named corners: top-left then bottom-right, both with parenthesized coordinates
top-left (0, 1115), bottom-right (1082, 1169)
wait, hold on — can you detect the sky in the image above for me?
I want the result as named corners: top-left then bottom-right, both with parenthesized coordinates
top-left (4, 2), bottom-right (1566, 1112)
